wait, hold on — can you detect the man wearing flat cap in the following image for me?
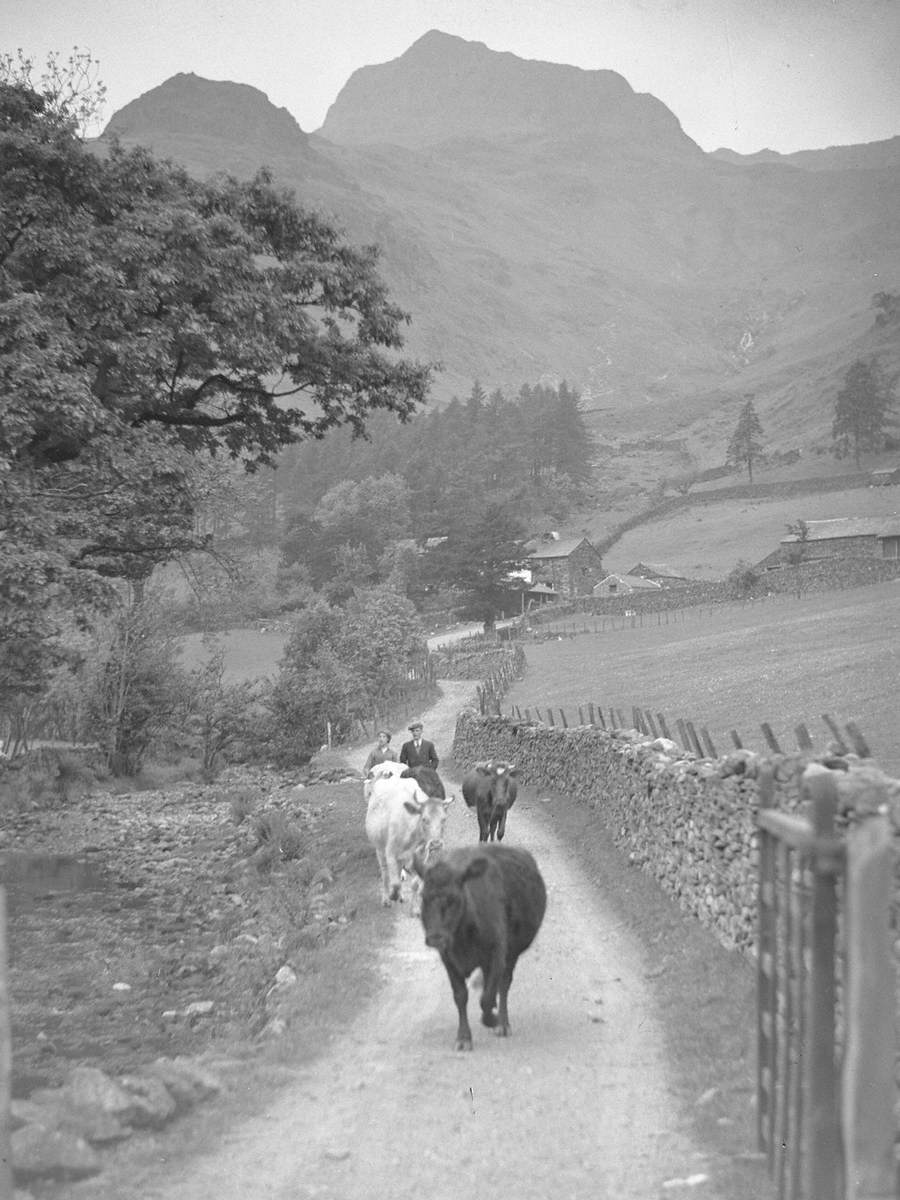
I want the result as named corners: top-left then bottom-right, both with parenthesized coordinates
top-left (399, 720), bottom-right (439, 771)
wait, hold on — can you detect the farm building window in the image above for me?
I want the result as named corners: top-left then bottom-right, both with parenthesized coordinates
top-left (882, 536), bottom-right (900, 559)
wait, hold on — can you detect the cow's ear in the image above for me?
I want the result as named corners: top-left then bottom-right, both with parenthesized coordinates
top-left (461, 856), bottom-right (490, 883)
top-left (403, 799), bottom-right (423, 815)
top-left (400, 768), bottom-right (414, 779)
top-left (508, 764), bottom-right (518, 775)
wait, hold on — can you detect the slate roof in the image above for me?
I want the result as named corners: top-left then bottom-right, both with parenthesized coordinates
top-left (780, 517), bottom-right (900, 542)
top-left (526, 536), bottom-right (594, 560)
top-left (627, 561), bottom-right (686, 579)
top-left (595, 573), bottom-right (662, 592)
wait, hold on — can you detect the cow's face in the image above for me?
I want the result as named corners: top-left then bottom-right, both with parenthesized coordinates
top-left (417, 795), bottom-right (452, 860)
top-left (418, 861), bottom-right (466, 950)
top-left (418, 853), bottom-right (488, 950)
top-left (490, 764), bottom-right (517, 807)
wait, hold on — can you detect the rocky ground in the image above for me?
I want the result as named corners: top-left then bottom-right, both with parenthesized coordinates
top-left (1, 760), bottom-right (385, 1192)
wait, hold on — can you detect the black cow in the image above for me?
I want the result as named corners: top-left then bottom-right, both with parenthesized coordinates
top-left (401, 765), bottom-right (446, 800)
top-left (461, 761), bottom-right (518, 841)
top-left (414, 844), bottom-right (546, 1050)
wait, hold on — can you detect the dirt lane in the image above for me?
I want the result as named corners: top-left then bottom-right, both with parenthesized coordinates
top-left (145, 682), bottom-right (717, 1200)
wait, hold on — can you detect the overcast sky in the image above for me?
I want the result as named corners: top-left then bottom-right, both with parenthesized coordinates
top-left (8, 0), bottom-right (900, 154)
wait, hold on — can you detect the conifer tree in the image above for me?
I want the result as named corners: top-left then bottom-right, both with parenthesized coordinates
top-left (726, 399), bottom-right (765, 482)
top-left (831, 358), bottom-right (895, 467)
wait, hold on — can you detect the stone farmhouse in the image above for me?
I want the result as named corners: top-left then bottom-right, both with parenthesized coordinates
top-left (525, 534), bottom-right (604, 599)
top-left (769, 517), bottom-right (900, 565)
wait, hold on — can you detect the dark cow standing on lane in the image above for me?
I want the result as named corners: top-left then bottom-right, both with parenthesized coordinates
top-left (462, 761), bottom-right (519, 841)
top-left (414, 844), bottom-right (546, 1050)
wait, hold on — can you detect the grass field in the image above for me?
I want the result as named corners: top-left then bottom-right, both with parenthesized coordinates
top-left (597, 483), bottom-right (900, 580)
top-left (507, 580), bottom-right (900, 777)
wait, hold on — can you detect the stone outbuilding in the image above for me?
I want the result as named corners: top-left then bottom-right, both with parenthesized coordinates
top-left (776, 517), bottom-right (900, 563)
top-left (625, 561), bottom-right (691, 587)
top-left (592, 572), bottom-right (663, 599)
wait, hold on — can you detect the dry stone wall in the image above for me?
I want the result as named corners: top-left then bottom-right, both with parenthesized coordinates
top-left (452, 709), bottom-right (898, 955)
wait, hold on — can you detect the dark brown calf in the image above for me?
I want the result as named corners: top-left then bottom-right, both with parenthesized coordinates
top-left (414, 844), bottom-right (546, 1050)
top-left (461, 761), bottom-right (518, 841)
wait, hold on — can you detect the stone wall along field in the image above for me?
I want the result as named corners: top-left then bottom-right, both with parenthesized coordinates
top-left (452, 709), bottom-right (900, 955)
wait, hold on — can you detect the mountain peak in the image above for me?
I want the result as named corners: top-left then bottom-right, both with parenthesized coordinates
top-left (318, 30), bottom-right (690, 152)
top-left (102, 72), bottom-right (309, 156)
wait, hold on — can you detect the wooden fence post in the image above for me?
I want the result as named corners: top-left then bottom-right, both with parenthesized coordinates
top-left (684, 721), bottom-right (704, 757)
top-left (842, 808), bottom-right (898, 1200)
top-left (761, 722), bottom-right (782, 754)
top-left (0, 888), bottom-right (13, 1200)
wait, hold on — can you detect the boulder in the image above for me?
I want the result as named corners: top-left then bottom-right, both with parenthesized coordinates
top-left (144, 1057), bottom-right (222, 1112)
top-left (12, 1124), bottom-right (101, 1182)
top-left (117, 1073), bottom-right (178, 1128)
top-left (65, 1066), bottom-right (142, 1125)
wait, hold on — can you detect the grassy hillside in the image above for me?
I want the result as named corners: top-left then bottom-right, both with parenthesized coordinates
top-left (506, 581), bottom-right (900, 777)
top-left (591, 477), bottom-right (900, 579)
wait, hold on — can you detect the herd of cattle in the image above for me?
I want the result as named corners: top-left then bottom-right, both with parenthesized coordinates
top-left (363, 758), bottom-right (547, 1050)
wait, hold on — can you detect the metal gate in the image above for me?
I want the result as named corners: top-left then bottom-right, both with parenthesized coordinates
top-left (757, 766), bottom-right (897, 1200)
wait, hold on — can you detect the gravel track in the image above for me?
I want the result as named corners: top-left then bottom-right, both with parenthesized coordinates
top-left (145, 680), bottom-right (720, 1200)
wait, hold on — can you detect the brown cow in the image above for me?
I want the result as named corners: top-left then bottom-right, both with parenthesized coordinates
top-left (414, 844), bottom-right (546, 1050)
top-left (461, 761), bottom-right (519, 841)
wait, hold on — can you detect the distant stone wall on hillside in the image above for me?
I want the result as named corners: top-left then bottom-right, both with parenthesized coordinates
top-left (452, 710), bottom-right (900, 955)
top-left (595, 468), bottom-right (875, 557)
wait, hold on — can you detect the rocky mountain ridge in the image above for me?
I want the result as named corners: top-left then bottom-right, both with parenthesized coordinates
top-left (95, 31), bottom-right (900, 463)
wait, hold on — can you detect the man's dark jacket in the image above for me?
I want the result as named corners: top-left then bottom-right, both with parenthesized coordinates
top-left (399, 738), bottom-right (439, 770)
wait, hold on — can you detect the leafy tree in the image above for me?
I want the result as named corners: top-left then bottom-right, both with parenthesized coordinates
top-left (314, 473), bottom-right (412, 561)
top-left (726, 399), bottom-right (765, 482)
top-left (0, 47), bottom-right (107, 136)
top-left (725, 559), bottom-right (760, 599)
top-left (424, 501), bottom-right (529, 631)
top-left (184, 641), bottom-right (264, 776)
top-left (1, 70), bottom-right (432, 713)
top-left (86, 599), bottom-right (189, 775)
top-left (266, 588), bottom-right (426, 762)
top-left (784, 519), bottom-right (811, 566)
top-left (831, 358), bottom-right (895, 466)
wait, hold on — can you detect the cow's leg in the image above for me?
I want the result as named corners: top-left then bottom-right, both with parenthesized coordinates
top-left (497, 809), bottom-right (508, 841)
top-left (477, 808), bottom-right (489, 842)
top-left (387, 852), bottom-right (403, 902)
top-left (480, 946), bottom-right (506, 1029)
top-left (494, 961), bottom-right (515, 1036)
top-left (443, 961), bottom-right (473, 1050)
top-left (375, 846), bottom-right (391, 906)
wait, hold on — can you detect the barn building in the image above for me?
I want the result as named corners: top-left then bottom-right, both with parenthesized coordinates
top-left (776, 517), bottom-right (900, 563)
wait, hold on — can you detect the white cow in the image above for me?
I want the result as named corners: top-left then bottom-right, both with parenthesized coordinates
top-left (365, 775), bottom-right (453, 909)
top-left (362, 759), bottom-right (406, 803)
